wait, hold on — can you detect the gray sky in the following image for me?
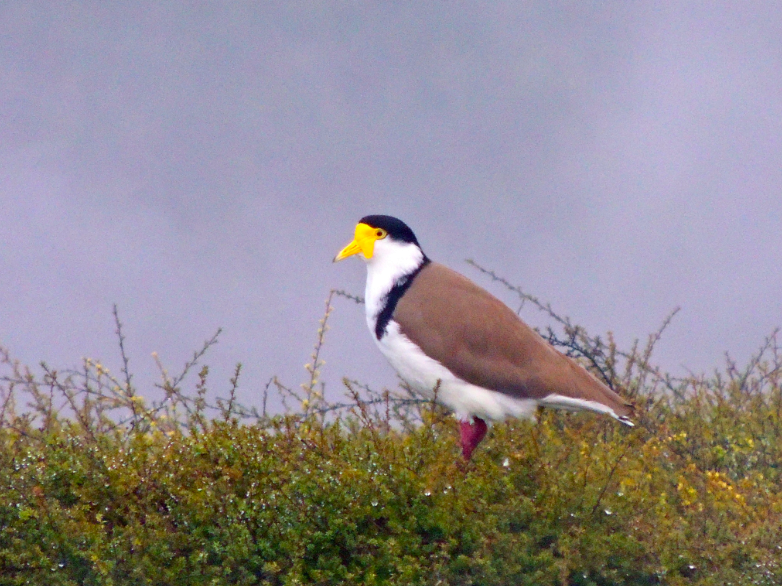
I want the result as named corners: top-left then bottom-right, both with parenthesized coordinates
top-left (2, 2), bottom-right (781, 411)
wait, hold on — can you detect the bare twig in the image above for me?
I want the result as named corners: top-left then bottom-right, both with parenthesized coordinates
top-left (332, 289), bottom-right (364, 304)
top-left (113, 304), bottom-right (135, 400)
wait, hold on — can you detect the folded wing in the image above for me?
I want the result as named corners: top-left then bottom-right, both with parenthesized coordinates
top-left (393, 262), bottom-right (634, 418)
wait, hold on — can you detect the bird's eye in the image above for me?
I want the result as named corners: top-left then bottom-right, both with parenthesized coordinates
top-left (375, 229), bottom-right (387, 239)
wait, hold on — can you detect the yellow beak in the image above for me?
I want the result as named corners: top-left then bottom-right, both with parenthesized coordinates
top-left (334, 223), bottom-right (380, 261)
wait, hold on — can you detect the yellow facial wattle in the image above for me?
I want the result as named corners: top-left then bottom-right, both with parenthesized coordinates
top-left (334, 223), bottom-right (386, 261)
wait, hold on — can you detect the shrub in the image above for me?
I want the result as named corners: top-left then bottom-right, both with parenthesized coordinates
top-left (1, 279), bottom-right (781, 585)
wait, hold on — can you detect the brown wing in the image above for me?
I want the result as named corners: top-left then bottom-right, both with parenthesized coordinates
top-left (393, 262), bottom-right (633, 417)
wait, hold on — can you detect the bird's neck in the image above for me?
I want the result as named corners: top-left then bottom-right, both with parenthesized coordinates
top-left (364, 244), bottom-right (426, 321)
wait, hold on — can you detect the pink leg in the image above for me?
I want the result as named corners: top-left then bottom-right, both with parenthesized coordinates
top-left (459, 417), bottom-right (488, 460)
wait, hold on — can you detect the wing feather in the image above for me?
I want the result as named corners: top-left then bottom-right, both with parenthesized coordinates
top-left (393, 262), bottom-right (633, 416)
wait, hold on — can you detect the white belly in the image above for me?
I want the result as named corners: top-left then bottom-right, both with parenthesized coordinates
top-left (372, 320), bottom-right (539, 422)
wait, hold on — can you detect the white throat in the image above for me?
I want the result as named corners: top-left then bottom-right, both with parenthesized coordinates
top-left (363, 239), bottom-right (425, 323)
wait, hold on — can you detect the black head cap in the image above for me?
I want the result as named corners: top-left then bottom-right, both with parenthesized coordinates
top-left (359, 215), bottom-right (421, 247)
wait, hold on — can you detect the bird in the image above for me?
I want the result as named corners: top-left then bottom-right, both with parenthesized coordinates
top-left (334, 215), bottom-right (634, 460)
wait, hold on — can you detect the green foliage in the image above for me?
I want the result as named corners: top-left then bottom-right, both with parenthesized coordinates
top-left (1, 295), bottom-right (781, 585)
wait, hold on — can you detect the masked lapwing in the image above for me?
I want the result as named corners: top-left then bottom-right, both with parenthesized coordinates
top-left (334, 215), bottom-right (634, 459)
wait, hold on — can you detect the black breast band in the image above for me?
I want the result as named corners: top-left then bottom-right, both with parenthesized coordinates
top-left (374, 258), bottom-right (430, 339)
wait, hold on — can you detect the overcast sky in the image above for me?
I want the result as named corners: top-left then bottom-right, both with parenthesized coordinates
top-left (2, 2), bottom-right (781, 412)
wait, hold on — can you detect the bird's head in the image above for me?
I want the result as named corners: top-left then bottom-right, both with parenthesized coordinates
top-left (334, 215), bottom-right (425, 267)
